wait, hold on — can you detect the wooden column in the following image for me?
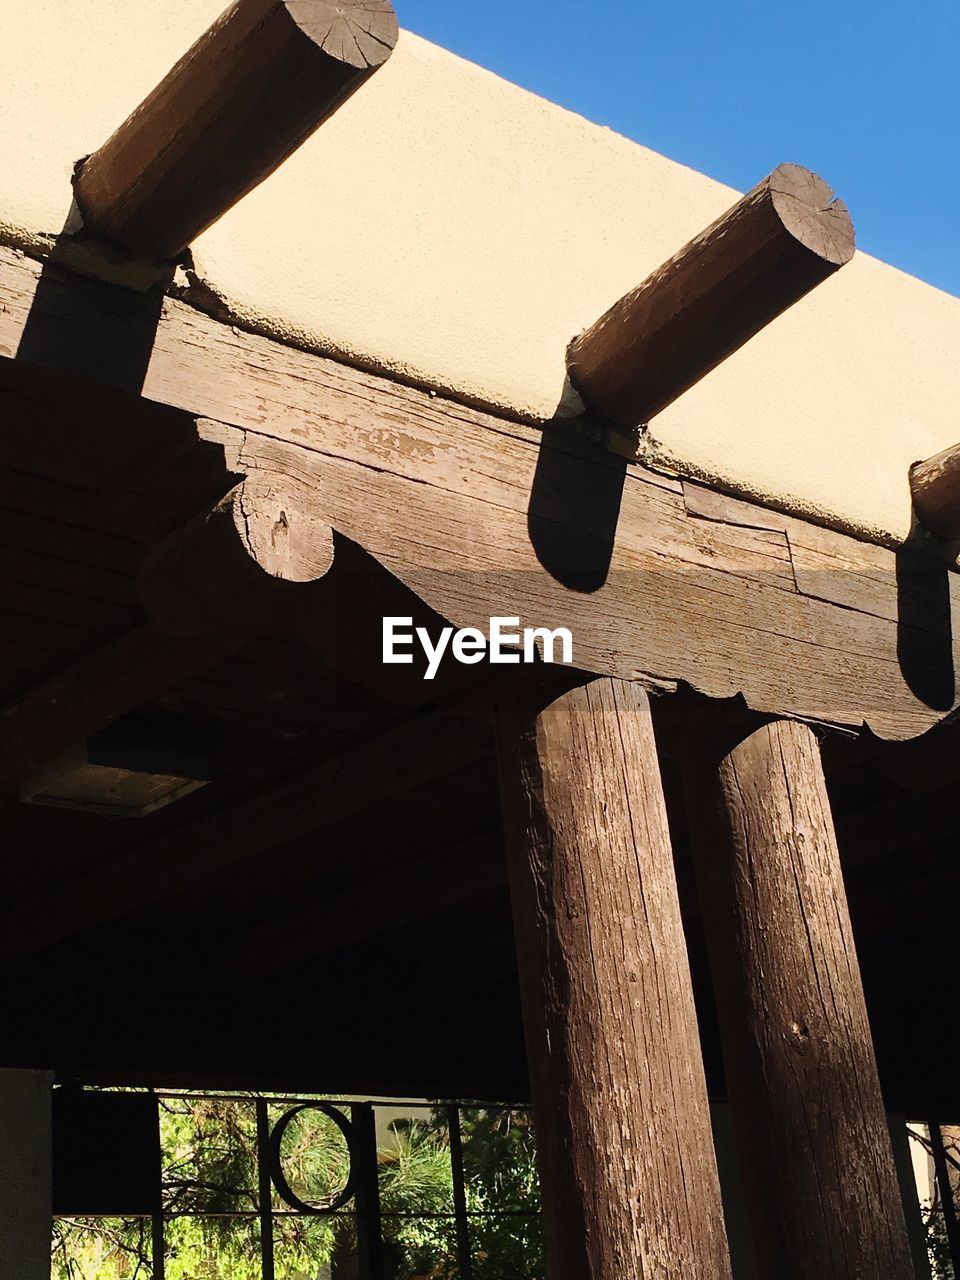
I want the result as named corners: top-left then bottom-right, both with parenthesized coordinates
top-left (496, 678), bottom-right (732, 1280)
top-left (684, 718), bottom-right (915, 1279)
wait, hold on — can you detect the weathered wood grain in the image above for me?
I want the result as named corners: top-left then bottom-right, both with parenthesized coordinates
top-left (682, 480), bottom-right (918, 624)
top-left (496, 678), bottom-right (732, 1280)
top-left (0, 463), bottom-right (341, 789)
top-left (74, 0), bottom-right (398, 259)
top-left (138, 477), bottom-right (335, 637)
top-left (0, 246), bottom-right (955, 739)
top-left (684, 719), bottom-right (915, 1279)
top-left (568, 163), bottom-right (855, 425)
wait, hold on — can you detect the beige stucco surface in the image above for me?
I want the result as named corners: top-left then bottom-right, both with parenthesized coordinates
top-left (2, 2), bottom-right (958, 545)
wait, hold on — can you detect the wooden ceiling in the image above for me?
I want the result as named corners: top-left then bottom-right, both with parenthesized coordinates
top-left (0, 393), bottom-right (955, 1111)
top-left (0, 329), bottom-right (957, 1112)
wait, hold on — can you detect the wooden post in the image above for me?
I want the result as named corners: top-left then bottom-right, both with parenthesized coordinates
top-left (496, 677), bottom-right (732, 1280)
top-left (567, 163), bottom-right (855, 426)
top-left (684, 718), bottom-right (915, 1279)
top-left (911, 444), bottom-right (960, 540)
top-left (74, 0), bottom-right (399, 259)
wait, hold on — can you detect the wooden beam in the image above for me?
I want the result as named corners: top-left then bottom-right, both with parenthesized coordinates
top-left (0, 246), bottom-right (955, 741)
top-left (225, 833), bottom-right (506, 975)
top-left (138, 475), bottom-right (335, 637)
top-left (74, 0), bottom-right (399, 259)
top-left (0, 709), bottom-right (492, 958)
top-left (911, 444), bottom-right (960, 541)
top-left (137, 448), bottom-right (484, 706)
top-left (0, 477), bottom-right (339, 789)
top-left (684, 719), bottom-right (915, 1279)
top-left (567, 164), bottom-right (855, 426)
top-left (0, 622), bottom-right (245, 789)
top-left (496, 677), bottom-right (732, 1280)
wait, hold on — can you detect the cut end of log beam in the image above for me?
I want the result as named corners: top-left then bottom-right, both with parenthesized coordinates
top-left (911, 444), bottom-right (960, 542)
top-left (236, 473), bottom-right (336, 583)
top-left (73, 0), bottom-right (399, 260)
top-left (137, 477), bottom-right (335, 638)
top-left (767, 163), bottom-right (855, 267)
top-left (567, 162), bottom-right (855, 426)
top-left (289, 0), bottom-right (399, 69)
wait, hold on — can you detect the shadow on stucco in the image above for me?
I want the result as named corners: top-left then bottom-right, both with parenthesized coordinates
top-left (895, 541), bottom-right (954, 711)
top-left (526, 379), bottom-right (626, 593)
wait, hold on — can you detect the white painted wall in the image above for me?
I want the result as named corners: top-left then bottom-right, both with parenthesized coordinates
top-left (0, 1069), bottom-right (54, 1280)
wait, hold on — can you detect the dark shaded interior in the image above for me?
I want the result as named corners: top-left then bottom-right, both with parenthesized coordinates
top-left (1, 354), bottom-right (958, 1116)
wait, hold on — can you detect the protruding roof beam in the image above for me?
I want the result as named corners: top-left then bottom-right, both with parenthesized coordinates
top-left (911, 444), bottom-right (960, 541)
top-left (74, 0), bottom-right (399, 260)
top-left (138, 475), bottom-right (335, 637)
top-left (567, 163), bottom-right (855, 427)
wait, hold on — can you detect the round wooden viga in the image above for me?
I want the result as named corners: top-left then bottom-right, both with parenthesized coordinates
top-left (74, 0), bottom-right (399, 259)
top-left (137, 475), bottom-right (335, 638)
top-left (567, 162), bottom-right (855, 426)
top-left (911, 443), bottom-right (960, 541)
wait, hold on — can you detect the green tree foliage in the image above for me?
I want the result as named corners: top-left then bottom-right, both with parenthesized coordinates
top-left (51, 1094), bottom-right (544, 1280)
top-left (923, 1206), bottom-right (955, 1280)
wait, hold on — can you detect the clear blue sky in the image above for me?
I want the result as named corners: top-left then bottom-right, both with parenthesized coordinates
top-left (400, 0), bottom-right (959, 297)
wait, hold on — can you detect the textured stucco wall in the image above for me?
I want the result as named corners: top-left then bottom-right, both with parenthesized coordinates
top-left (2, 2), bottom-right (958, 546)
top-left (0, 1069), bottom-right (54, 1280)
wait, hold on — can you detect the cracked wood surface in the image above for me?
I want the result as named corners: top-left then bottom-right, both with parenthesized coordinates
top-left (74, 0), bottom-right (398, 259)
top-left (497, 679), bottom-right (733, 1280)
top-left (567, 163), bottom-right (855, 426)
top-left (137, 477), bottom-right (335, 637)
top-left (684, 719), bottom-right (915, 1279)
top-left (0, 245), bottom-right (955, 739)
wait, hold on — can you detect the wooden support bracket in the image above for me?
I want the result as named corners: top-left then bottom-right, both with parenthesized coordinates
top-left (0, 475), bottom-right (336, 791)
top-left (74, 0), bottom-right (399, 259)
top-left (567, 163), bottom-right (855, 426)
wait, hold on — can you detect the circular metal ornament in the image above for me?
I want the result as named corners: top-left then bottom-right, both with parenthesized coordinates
top-left (268, 1102), bottom-right (357, 1215)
